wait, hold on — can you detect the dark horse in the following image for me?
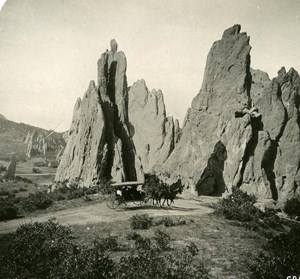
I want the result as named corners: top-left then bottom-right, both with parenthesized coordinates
top-left (161, 179), bottom-right (184, 207)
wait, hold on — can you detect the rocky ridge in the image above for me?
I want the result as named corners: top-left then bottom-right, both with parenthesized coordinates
top-left (0, 116), bottom-right (65, 161)
top-left (161, 25), bottom-right (300, 201)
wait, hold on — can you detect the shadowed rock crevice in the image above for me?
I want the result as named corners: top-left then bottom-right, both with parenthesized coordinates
top-left (196, 141), bottom-right (227, 196)
top-left (261, 139), bottom-right (278, 200)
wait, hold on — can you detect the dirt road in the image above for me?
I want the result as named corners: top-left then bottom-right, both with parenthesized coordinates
top-left (0, 197), bottom-right (216, 234)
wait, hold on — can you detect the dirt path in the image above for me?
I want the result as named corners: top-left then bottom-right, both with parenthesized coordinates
top-left (0, 197), bottom-right (217, 234)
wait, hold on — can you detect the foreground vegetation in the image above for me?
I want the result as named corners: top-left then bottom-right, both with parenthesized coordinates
top-left (0, 218), bottom-right (209, 279)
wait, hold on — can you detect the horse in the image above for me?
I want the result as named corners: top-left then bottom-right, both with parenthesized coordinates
top-left (161, 179), bottom-right (184, 207)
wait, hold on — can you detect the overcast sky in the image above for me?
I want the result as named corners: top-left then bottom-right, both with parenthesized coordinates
top-left (0, 0), bottom-right (299, 131)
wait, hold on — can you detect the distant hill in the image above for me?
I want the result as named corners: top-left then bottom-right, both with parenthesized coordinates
top-left (0, 116), bottom-right (66, 161)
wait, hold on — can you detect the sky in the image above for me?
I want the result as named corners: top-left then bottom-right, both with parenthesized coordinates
top-left (0, 0), bottom-right (300, 132)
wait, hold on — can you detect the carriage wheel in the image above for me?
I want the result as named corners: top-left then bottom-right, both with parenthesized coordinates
top-left (106, 196), bottom-right (119, 209)
top-left (114, 196), bottom-right (127, 211)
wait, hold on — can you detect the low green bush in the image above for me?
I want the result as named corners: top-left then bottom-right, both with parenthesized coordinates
top-left (130, 214), bottom-right (153, 230)
top-left (249, 227), bottom-right (300, 279)
top-left (284, 198), bottom-right (300, 217)
top-left (0, 198), bottom-right (19, 221)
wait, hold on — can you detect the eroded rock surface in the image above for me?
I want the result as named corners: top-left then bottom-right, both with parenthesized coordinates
top-left (162, 25), bottom-right (252, 195)
top-left (56, 40), bottom-right (144, 186)
top-left (162, 25), bottom-right (300, 200)
top-left (128, 80), bottom-right (178, 172)
top-left (3, 153), bottom-right (16, 179)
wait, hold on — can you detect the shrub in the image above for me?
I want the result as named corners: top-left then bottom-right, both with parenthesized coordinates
top-left (130, 214), bottom-right (153, 230)
top-left (154, 229), bottom-right (171, 250)
top-left (32, 167), bottom-right (40, 173)
top-left (67, 188), bottom-right (85, 200)
top-left (116, 245), bottom-right (210, 279)
top-left (0, 190), bottom-right (10, 196)
top-left (0, 198), bottom-right (19, 221)
top-left (19, 187), bottom-right (27, 192)
top-left (215, 187), bottom-right (283, 231)
top-left (0, 219), bottom-right (115, 279)
top-left (94, 235), bottom-right (119, 252)
top-left (11, 189), bottom-right (19, 194)
top-left (21, 192), bottom-right (53, 212)
top-left (284, 198), bottom-right (300, 217)
top-left (249, 227), bottom-right (300, 279)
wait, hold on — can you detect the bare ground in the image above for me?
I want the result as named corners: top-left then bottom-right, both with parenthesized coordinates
top-left (0, 197), bottom-right (216, 234)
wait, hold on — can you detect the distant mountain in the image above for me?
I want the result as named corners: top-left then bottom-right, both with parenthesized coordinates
top-left (0, 116), bottom-right (66, 161)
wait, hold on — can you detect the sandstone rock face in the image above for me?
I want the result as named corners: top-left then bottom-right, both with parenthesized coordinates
top-left (163, 25), bottom-right (252, 195)
top-left (24, 129), bottom-right (65, 160)
top-left (128, 80), bottom-right (178, 172)
top-left (162, 25), bottom-right (300, 201)
top-left (56, 40), bottom-right (144, 186)
top-left (4, 153), bottom-right (16, 179)
top-left (55, 82), bottom-right (107, 186)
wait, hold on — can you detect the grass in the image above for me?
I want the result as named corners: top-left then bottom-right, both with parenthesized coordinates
top-left (70, 213), bottom-right (266, 278)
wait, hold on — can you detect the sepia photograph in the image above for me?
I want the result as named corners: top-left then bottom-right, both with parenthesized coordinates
top-left (0, 0), bottom-right (299, 278)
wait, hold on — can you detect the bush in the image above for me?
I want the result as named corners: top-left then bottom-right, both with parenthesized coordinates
top-left (0, 190), bottom-right (10, 196)
top-left (0, 219), bottom-right (115, 279)
top-left (0, 219), bottom-right (209, 279)
top-left (130, 214), bottom-right (153, 230)
top-left (215, 187), bottom-right (283, 231)
top-left (116, 245), bottom-right (210, 279)
top-left (21, 192), bottom-right (53, 212)
top-left (32, 167), bottom-right (40, 173)
top-left (0, 198), bottom-right (19, 221)
top-left (94, 236), bottom-right (119, 252)
top-left (249, 227), bottom-right (300, 279)
top-left (154, 229), bottom-right (171, 250)
top-left (67, 188), bottom-right (85, 200)
top-left (284, 198), bottom-right (300, 217)
top-left (215, 187), bottom-right (258, 222)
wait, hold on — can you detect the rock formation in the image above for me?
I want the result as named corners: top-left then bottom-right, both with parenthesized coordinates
top-left (3, 153), bottom-right (16, 179)
top-left (128, 79), bottom-right (179, 172)
top-left (55, 40), bottom-right (144, 186)
top-left (162, 25), bottom-right (252, 195)
top-left (23, 130), bottom-right (64, 160)
top-left (56, 26), bottom-right (299, 200)
top-left (162, 24), bottom-right (300, 201)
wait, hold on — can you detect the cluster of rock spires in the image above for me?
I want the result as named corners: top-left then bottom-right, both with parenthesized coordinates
top-left (55, 40), bottom-right (179, 186)
top-left (23, 130), bottom-right (65, 161)
top-left (56, 26), bottom-right (299, 201)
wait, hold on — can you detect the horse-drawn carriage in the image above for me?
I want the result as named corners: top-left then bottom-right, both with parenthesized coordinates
top-left (106, 181), bottom-right (152, 210)
top-left (105, 178), bottom-right (183, 210)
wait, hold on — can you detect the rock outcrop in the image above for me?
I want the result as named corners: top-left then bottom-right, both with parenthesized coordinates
top-left (23, 130), bottom-right (64, 160)
top-left (162, 24), bottom-right (252, 195)
top-left (128, 79), bottom-right (179, 172)
top-left (55, 40), bottom-right (144, 186)
top-left (3, 153), bottom-right (16, 179)
top-left (162, 24), bottom-right (300, 201)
